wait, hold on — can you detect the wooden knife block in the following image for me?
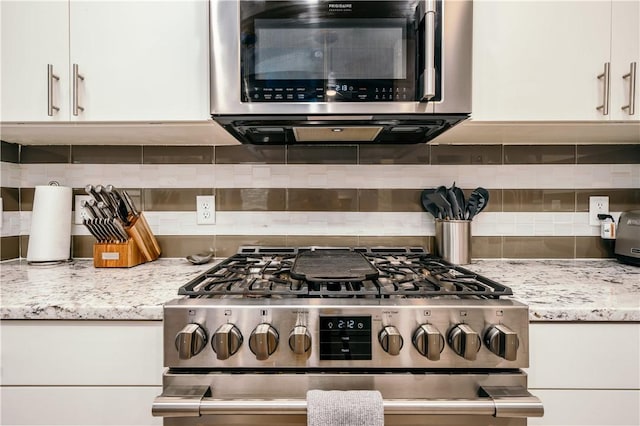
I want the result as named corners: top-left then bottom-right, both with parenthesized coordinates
top-left (93, 213), bottom-right (161, 268)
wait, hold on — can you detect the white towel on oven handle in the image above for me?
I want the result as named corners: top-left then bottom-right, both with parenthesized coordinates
top-left (306, 389), bottom-right (384, 426)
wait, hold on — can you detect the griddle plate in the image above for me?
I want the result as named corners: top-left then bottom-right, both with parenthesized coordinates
top-left (290, 250), bottom-right (379, 282)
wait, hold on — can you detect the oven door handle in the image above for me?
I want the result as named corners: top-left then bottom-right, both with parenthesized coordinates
top-left (152, 386), bottom-right (544, 419)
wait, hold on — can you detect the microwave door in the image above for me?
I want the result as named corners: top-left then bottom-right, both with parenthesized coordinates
top-left (240, 2), bottom-right (419, 105)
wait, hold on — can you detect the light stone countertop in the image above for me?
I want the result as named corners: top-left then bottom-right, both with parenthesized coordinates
top-left (1, 258), bottom-right (638, 321)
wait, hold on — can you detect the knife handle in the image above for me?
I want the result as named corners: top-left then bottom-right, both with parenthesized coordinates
top-left (97, 201), bottom-right (115, 219)
top-left (95, 185), bottom-right (118, 212)
top-left (121, 190), bottom-right (140, 218)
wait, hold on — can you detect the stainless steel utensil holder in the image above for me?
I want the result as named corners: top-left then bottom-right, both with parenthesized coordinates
top-left (435, 220), bottom-right (471, 265)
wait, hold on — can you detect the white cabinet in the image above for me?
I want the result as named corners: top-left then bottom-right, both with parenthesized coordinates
top-left (0, 0), bottom-right (210, 123)
top-left (0, 320), bottom-right (163, 425)
top-left (611, 0), bottom-right (640, 120)
top-left (527, 322), bottom-right (640, 426)
top-left (473, 0), bottom-right (640, 122)
top-left (0, 1), bottom-right (70, 122)
top-left (68, 0), bottom-right (210, 121)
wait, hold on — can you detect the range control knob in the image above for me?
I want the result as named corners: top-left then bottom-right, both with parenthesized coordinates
top-left (379, 325), bottom-right (403, 356)
top-left (448, 324), bottom-right (481, 361)
top-left (175, 323), bottom-right (207, 360)
top-left (412, 324), bottom-right (445, 361)
top-left (249, 323), bottom-right (279, 360)
top-left (288, 325), bottom-right (312, 355)
top-left (484, 324), bottom-right (519, 361)
top-left (211, 323), bottom-right (243, 360)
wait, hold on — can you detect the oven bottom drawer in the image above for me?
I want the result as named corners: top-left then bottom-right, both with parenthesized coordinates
top-left (153, 370), bottom-right (543, 426)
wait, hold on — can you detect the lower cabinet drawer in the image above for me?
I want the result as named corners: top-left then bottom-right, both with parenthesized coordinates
top-left (527, 323), bottom-right (640, 389)
top-left (0, 320), bottom-right (163, 385)
top-left (0, 386), bottom-right (162, 425)
top-left (529, 389), bottom-right (640, 426)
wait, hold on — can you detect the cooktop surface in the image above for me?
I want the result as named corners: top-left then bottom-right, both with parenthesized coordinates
top-left (178, 247), bottom-right (513, 300)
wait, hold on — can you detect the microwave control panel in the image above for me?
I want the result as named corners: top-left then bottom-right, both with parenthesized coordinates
top-left (243, 82), bottom-right (415, 102)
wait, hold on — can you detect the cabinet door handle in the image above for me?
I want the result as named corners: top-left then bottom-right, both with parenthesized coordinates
top-left (420, 0), bottom-right (436, 101)
top-left (596, 62), bottom-right (610, 115)
top-left (622, 62), bottom-right (636, 115)
top-left (73, 63), bottom-right (85, 116)
top-left (47, 64), bottom-right (60, 116)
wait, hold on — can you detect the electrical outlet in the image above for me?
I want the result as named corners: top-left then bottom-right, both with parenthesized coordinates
top-left (589, 196), bottom-right (609, 226)
top-left (196, 195), bottom-right (216, 225)
top-left (74, 195), bottom-right (93, 224)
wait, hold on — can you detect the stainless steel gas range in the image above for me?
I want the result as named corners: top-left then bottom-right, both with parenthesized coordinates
top-left (153, 247), bottom-right (543, 425)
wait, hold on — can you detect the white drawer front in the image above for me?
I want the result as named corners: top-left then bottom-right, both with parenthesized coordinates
top-left (527, 323), bottom-right (640, 389)
top-left (529, 389), bottom-right (640, 426)
top-left (0, 320), bottom-right (163, 385)
top-left (1, 386), bottom-right (162, 425)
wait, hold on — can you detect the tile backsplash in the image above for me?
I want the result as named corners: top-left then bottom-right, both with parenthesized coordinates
top-left (1, 141), bottom-right (638, 260)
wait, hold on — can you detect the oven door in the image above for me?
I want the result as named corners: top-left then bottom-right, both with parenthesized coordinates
top-left (153, 370), bottom-right (544, 426)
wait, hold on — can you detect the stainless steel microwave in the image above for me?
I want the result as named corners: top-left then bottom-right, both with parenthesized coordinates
top-left (210, 0), bottom-right (472, 144)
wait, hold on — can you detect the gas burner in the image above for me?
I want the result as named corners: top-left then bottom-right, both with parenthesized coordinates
top-left (179, 247), bottom-right (512, 299)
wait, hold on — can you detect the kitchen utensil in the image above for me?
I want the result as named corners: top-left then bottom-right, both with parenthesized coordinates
top-left (85, 184), bottom-right (100, 201)
top-left (85, 198), bottom-right (103, 219)
top-left (121, 190), bottom-right (140, 217)
top-left (420, 189), bottom-right (442, 219)
top-left (186, 251), bottom-right (214, 265)
top-left (96, 201), bottom-right (113, 219)
top-left (466, 188), bottom-right (490, 220)
top-left (115, 199), bottom-right (130, 225)
top-left (428, 192), bottom-right (453, 220)
top-left (452, 183), bottom-right (466, 219)
top-left (83, 219), bottom-right (101, 241)
top-left (95, 184), bottom-right (115, 212)
top-left (104, 185), bottom-right (132, 224)
top-left (104, 185), bottom-right (128, 222)
top-left (474, 187), bottom-right (490, 215)
top-left (466, 194), bottom-right (478, 220)
top-left (436, 185), bottom-right (448, 198)
top-left (108, 218), bottom-right (128, 242)
top-left (447, 188), bottom-right (463, 220)
top-left (102, 219), bottom-right (118, 242)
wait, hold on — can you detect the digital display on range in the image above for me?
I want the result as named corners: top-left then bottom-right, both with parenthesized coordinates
top-left (319, 316), bottom-right (372, 360)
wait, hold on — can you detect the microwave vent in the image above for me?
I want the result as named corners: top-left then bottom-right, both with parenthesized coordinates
top-left (293, 126), bottom-right (382, 142)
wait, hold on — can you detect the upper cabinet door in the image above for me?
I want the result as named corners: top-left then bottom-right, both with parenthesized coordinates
top-left (1, 1), bottom-right (70, 121)
top-left (472, 0), bottom-right (612, 121)
top-left (610, 0), bottom-right (640, 120)
top-left (69, 0), bottom-right (210, 121)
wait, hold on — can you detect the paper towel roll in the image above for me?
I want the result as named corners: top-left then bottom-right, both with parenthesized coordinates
top-left (27, 183), bottom-right (72, 263)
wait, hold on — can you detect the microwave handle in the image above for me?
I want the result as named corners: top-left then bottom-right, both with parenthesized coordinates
top-left (420, 0), bottom-right (437, 101)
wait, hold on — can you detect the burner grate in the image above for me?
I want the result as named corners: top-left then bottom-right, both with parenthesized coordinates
top-left (178, 247), bottom-right (513, 299)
